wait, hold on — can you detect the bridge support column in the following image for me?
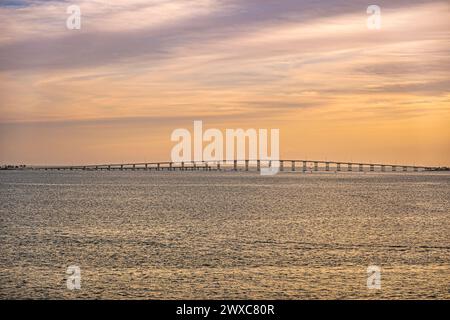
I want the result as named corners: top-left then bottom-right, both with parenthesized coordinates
top-left (73, 160), bottom-right (436, 174)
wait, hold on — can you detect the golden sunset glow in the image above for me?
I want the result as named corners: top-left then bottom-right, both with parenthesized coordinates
top-left (0, 0), bottom-right (449, 165)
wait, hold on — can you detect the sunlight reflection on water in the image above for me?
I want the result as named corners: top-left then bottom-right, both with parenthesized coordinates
top-left (0, 171), bottom-right (449, 299)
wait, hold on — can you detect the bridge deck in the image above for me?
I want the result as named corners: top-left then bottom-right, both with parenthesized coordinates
top-left (12, 160), bottom-right (434, 172)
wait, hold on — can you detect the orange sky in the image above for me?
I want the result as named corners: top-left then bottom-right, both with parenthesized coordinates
top-left (0, 0), bottom-right (449, 166)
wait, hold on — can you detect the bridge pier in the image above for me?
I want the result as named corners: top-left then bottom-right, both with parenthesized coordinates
top-left (33, 160), bottom-right (434, 173)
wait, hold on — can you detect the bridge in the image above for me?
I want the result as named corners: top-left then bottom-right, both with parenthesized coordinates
top-left (23, 160), bottom-right (434, 172)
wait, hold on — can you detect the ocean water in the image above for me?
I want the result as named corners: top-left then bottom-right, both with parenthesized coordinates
top-left (0, 171), bottom-right (449, 299)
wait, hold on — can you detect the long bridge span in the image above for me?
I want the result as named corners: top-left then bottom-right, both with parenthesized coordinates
top-left (23, 160), bottom-right (435, 172)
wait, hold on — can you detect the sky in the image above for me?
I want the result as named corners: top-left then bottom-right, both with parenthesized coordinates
top-left (0, 0), bottom-right (449, 166)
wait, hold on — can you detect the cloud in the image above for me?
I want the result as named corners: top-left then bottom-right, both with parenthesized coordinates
top-left (1, 0), bottom-right (446, 71)
top-left (1, 1), bottom-right (448, 124)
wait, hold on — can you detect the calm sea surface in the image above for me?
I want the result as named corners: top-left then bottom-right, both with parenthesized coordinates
top-left (0, 171), bottom-right (449, 299)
